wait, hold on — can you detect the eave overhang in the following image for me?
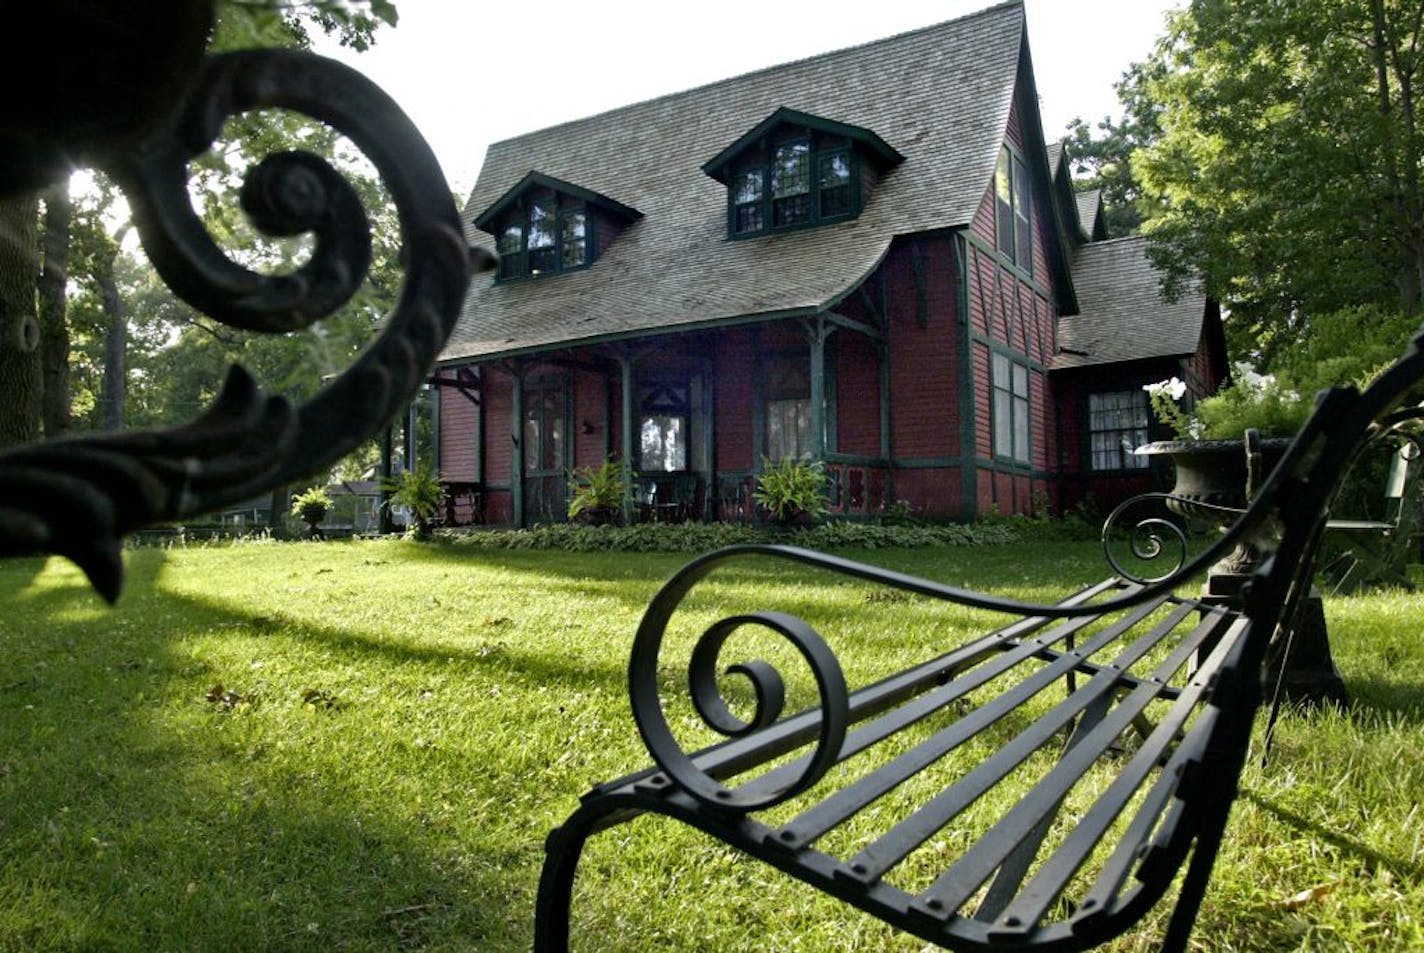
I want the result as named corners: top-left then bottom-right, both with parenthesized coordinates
top-left (471, 170), bottom-right (642, 231)
top-left (701, 106), bottom-right (905, 185)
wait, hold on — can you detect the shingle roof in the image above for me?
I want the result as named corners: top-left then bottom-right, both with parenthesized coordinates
top-left (1054, 236), bottom-right (1207, 368)
top-left (1075, 189), bottom-right (1105, 240)
top-left (443, 1), bottom-right (1026, 362)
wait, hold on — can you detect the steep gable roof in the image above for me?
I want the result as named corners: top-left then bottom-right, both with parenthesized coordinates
top-left (471, 171), bottom-right (642, 231)
top-left (444, 2), bottom-right (1026, 362)
top-left (1075, 189), bottom-right (1107, 241)
top-left (1055, 236), bottom-right (1207, 368)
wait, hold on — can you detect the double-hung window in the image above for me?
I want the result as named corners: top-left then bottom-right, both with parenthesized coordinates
top-left (994, 146), bottom-right (1033, 274)
top-left (733, 169), bottom-right (764, 234)
top-left (731, 138), bottom-right (858, 237)
top-left (818, 151), bottom-right (852, 217)
top-left (1088, 391), bottom-right (1150, 471)
top-left (992, 353), bottom-right (1031, 463)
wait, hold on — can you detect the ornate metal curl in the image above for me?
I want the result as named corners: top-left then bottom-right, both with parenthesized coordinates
top-left (1100, 494), bottom-right (1192, 583)
top-left (630, 564), bottom-right (848, 813)
top-left (0, 48), bottom-right (487, 602)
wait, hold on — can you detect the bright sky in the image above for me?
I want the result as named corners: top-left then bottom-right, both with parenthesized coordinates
top-left (317, 1), bottom-right (1181, 199)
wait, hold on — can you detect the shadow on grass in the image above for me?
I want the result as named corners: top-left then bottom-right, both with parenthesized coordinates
top-left (1338, 675), bottom-right (1424, 724)
top-left (1240, 790), bottom-right (1424, 883)
top-left (0, 551), bottom-right (625, 951)
top-left (0, 538), bottom-right (1174, 951)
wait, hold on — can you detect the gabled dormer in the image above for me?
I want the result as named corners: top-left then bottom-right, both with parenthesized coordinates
top-left (473, 171), bottom-right (641, 281)
top-left (702, 107), bottom-right (903, 239)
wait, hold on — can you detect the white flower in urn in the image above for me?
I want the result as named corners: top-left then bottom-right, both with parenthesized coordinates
top-left (1143, 377), bottom-right (1201, 439)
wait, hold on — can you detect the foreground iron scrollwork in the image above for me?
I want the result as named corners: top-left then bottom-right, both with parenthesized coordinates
top-left (0, 24), bottom-right (484, 601)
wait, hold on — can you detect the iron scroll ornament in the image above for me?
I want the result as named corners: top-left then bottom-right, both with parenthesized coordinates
top-left (0, 48), bottom-right (487, 602)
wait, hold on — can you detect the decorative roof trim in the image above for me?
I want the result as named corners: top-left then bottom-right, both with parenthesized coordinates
top-left (701, 106), bottom-right (905, 185)
top-left (471, 170), bottom-right (642, 230)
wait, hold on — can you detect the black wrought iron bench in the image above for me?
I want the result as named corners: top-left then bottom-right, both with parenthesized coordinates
top-left (535, 333), bottom-right (1424, 952)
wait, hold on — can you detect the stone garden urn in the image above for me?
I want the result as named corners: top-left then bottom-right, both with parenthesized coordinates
top-left (1136, 436), bottom-right (1291, 581)
top-left (1136, 435), bottom-right (1348, 706)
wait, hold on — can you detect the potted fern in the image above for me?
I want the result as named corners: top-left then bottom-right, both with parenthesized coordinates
top-left (1139, 376), bottom-right (1301, 522)
top-left (754, 457), bottom-right (828, 525)
top-left (383, 463), bottom-right (445, 540)
top-left (291, 486), bottom-right (331, 540)
top-left (567, 459), bottom-right (631, 525)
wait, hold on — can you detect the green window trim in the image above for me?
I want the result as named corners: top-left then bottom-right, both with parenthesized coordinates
top-left (493, 191), bottom-right (594, 282)
top-left (728, 139), bottom-right (860, 239)
top-left (994, 145), bottom-right (1033, 276)
top-left (991, 351), bottom-right (1031, 464)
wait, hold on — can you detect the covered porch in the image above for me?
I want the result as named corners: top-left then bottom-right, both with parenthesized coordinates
top-left (432, 312), bottom-right (893, 528)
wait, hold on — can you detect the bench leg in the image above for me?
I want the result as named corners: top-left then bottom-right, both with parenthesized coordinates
top-left (535, 802), bottom-right (635, 952)
top-left (534, 824), bottom-right (586, 953)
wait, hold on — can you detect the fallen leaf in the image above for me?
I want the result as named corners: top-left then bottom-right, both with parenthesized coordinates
top-left (1278, 881), bottom-right (1339, 910)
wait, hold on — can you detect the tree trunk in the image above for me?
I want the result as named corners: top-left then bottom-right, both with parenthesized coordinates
top-left (38, 181), bottom-right (72, 437)
top-left (96, 225), bottom-right (130, 431)
top-left (269, 483), bottom-right (291, 539)
top-left (0, 191), bottom-right (43, 450)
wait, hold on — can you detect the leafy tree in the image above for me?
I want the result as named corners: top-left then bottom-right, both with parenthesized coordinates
top-left (38, 183), bottom-right (71, 436)
top-left (1063, 57), bottom-right (1168, 237)
top-left (0, 0), bottom-right (400, 445)
top-left (1135, 0), bottom-right (1424, 368)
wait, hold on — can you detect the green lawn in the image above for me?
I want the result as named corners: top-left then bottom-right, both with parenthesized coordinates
top-left (0, 537), bottom-right (1420, 952)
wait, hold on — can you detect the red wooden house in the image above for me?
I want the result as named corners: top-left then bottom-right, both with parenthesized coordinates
top-left (431, 1), bottom-right (1227, 527)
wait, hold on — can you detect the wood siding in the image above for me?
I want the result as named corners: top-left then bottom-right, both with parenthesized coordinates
top-left (479, 367), bottom-right (514, 525)
top-left (572, 367), bottom-right (606, 466)
top-left (885, 237), bottom-right (960, 462)
top-left (834, 332), bottom-right (881, 457)
top-left (436, 367), bottom-right (479, 483)
top-left (714, 329), bottom-right (755, 472)
top-left (965, 176), bottom-right (1058, 518)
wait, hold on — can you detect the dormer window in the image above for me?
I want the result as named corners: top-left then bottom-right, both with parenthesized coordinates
top-left (474, 171), bottom-right (641, 282)
top-left (490, 192), bottom-right (587, 280)
top-left (704, 107), bottom-right (902, 240)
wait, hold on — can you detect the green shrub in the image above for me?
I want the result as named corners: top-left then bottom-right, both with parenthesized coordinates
top-left (753, 457), bottom-right (829, 522)
top-left (441, 519), bottom-right (1018, 553)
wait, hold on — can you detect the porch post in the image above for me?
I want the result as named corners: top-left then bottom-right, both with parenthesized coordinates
top-left (808, 317), bottom-right (828, 460)
top-left (619, 354), bottom-right (635, 524)
top-left (510, 363), bottom-right (525, 528)
top-left (878, 340), bottom-right (891, 460)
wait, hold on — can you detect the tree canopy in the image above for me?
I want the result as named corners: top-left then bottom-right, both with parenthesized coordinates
top-left (1130, 0), bottom-right (1424, 366)
top-left (1, 0), bottom-right (404, 470)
